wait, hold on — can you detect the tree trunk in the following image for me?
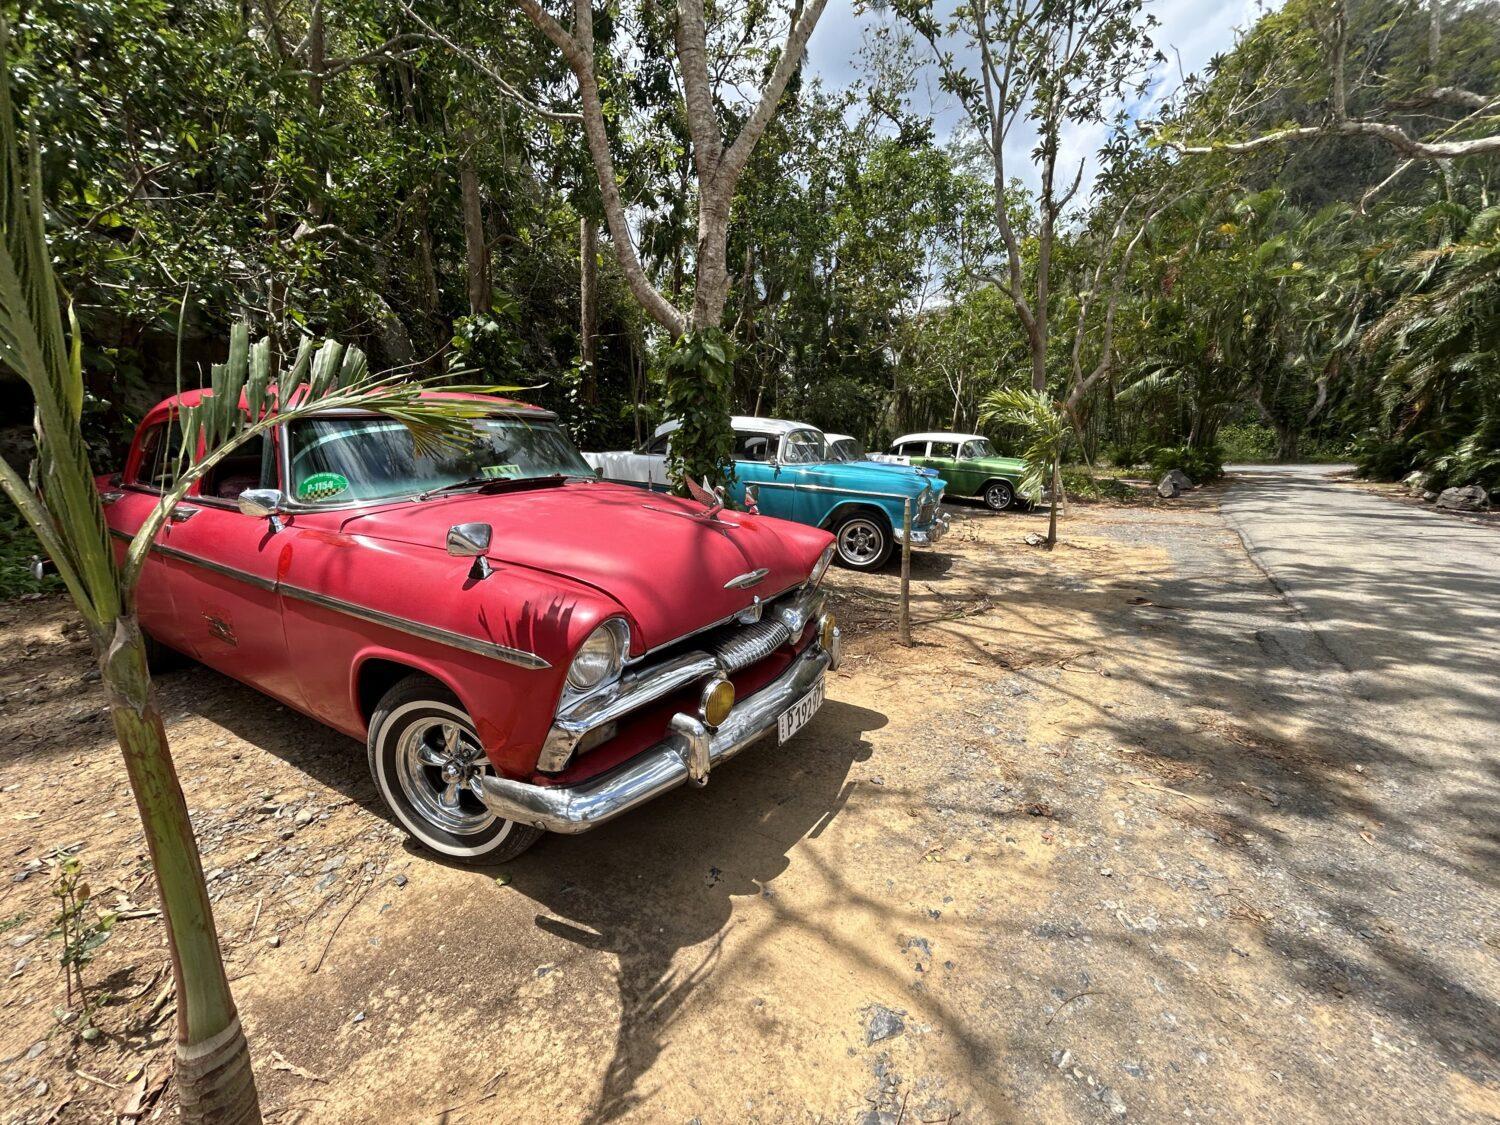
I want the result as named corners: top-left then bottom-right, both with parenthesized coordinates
top-left (102, 616), bottom-right (260, 1124)
top-left (460, 137), bottom-right (489, 317)
top-left (1428, 0), bottom-right (1442, 70)
top-left (579, 218), bottom-right (598, 403)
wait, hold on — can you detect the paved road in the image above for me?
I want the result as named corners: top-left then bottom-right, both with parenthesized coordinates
top-left (1223, 463), bottom-right (1499, 751)
top-left (1218, 464), bottom-right (1499, 1118)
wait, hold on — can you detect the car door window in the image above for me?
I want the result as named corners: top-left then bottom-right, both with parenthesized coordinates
top-left (780, 429), bottom-right (827, 464)
top-left (645, 433), bottom-right (670, 456)
top-left (198, 433), bottom-right (272, 502)
top-left (733, 432), bottom-right (776, 462)
top-left (130, 422), bottom-right (184, 492)
top-left (930, 442), bottom-right (957, 460)
top-left (960, 440), bottom-right (983, 460)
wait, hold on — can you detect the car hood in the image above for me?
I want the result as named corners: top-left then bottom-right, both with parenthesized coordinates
top-left (793, 460), bottom-right (945, 496)
top-left (333, 481), bottom-right (831, 652)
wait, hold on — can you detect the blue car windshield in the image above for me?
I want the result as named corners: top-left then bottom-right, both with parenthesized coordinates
top-left (287, 414), bottom-right (591, 504)
top-left (781, 429), bottom-right (829, 464)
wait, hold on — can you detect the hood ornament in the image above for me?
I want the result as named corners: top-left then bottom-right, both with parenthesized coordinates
top-left (642, 476), bottom-right (740, 527)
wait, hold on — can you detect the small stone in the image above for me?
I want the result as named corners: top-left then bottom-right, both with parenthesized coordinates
top-left (392, 874), bottom-right (408, 888)
top-left (352, 1011), bottom-right (365, 1023)
top-left (315, 873), bottom-right (336, 892)
top-left (266, 935), bottom-right (281, 948)
top-left (294, 809), bottom-right (314, 827)
top-left (1097, 1086), bottom-right (1126, 1116)
top-left (864, 1004), bottom-right (905, 1045)
top-left (1053, 1049), bottom-right (1073, 1070)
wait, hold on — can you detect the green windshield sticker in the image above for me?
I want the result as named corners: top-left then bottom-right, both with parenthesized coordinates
top-left (479, 464), bottom-right (523, 479)
top-left (298, 471), bottom-right (350, 500)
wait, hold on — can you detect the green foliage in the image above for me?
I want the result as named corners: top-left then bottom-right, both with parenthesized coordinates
top-left (662, 328), bottom-right (737, 494)
top-left (1216, 424), bottom-right (1279, 463)
top-left (979, 387), bottom-right (1067, 500)
top-left (1356, 205), bottom-right (1500, 490)
top-left (0, 510), bottom-right (58, 599)
top-left (48, 854), bottom-right (116, 1034)
top-left (1060, 468), bottom-right (1139, 502)
top-left (1150, 444), bottom-right (1224, 483)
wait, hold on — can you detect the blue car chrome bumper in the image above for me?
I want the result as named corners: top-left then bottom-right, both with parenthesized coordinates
top-left (894, 512), bottom-right (951, 547)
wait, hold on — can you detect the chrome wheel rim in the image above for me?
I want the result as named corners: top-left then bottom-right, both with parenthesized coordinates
top-left (837, 518), bottom-right (885, 565)
top-left (393, 718), bottom-right (497, 836)
top-left (986, 483), bottom-right (1012, 509)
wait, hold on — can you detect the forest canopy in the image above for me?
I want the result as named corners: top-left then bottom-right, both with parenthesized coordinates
top-left (2, 0), bottom-right (1497, 492)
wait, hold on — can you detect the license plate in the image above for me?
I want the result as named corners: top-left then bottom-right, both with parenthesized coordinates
top-left (777, 678), bottom-right (824, 744)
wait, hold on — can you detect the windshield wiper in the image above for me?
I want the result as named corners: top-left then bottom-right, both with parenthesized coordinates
top-left (416, 473), bottom-right (592, 502)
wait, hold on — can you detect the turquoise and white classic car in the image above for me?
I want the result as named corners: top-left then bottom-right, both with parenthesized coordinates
top-left (585, 417), bottom-right (949, 571)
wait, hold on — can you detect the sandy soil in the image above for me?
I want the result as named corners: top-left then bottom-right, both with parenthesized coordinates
top-left (0, 490), bottom-right (1495, 1123)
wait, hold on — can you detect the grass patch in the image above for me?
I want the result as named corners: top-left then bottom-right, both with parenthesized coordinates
top-left (0, 509), bottom-right (60, 600)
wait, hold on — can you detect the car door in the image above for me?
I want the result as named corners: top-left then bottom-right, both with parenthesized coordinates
top-left (104, 419), bottom-right (191, 654)
top-left (160, 429), bottom-right (304, 709)
top-left (729, 430), bottom-right (784, 515)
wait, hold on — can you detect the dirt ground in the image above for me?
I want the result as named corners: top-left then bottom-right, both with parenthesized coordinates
top-left (1, 489), bottom-right (1496, 1123)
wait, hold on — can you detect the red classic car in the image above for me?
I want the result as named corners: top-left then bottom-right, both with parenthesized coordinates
top-left (104, 390), bottom-right (842, 862)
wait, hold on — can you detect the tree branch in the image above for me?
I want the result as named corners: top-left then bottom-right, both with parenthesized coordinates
top-left (400, 5), bottom-right (582, 123)
top-left (716, 0), bottom-right (830, 196)
top-left (513, 0), bottom-right (686, 335)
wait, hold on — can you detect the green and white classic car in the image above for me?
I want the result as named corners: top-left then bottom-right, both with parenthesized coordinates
top-left (881, 432), bottom-right (1029, 511)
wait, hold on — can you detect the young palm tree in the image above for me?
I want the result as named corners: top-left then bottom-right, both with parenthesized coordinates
top-left (980, 387), bottom-right (1070, 548)
top-left (0, 29), bottom-right (504, 1121)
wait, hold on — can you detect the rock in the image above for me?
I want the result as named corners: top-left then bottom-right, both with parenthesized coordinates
top-left (266, 935), bottom-right (281, 948)
top-left (1422, 490), bottom-right (1438, 502)
top-left (1096, 1086), bottom-right (1127, 1116)
top-left (294, 808), bottom-right (314, 828)
top-left (864, 1004), bottom-right (906, 1045)
top-left (1401, 469), bottom-right (1432, 493)
top-left (1435, 484), bottom-right (1491, 512)
top-left (1156, 475), bottom-right (1181, 499)
top-left (392, 874), bottom-right (408, 888)
top-left (1164, 468), bottom-right (1194, 490)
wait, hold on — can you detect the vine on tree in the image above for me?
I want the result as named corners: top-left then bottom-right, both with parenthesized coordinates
top-left (662, 327), bottom-right (737, 496)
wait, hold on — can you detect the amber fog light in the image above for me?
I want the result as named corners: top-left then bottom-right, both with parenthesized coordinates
top-left (700, 678), bottom-right (735, 728)
top-left (819, 613), bottom-right (842, 670)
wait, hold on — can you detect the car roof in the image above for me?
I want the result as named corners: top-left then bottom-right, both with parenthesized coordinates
top-left (654, 416), bottom-right (823, 438)
top-left (825, 433), bottom-right (854, 443)
top-left (893, 432), bottom-right (985, 445)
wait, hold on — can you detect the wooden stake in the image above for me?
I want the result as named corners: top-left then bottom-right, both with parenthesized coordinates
top-left (899, 498), bottom-right (912, 646)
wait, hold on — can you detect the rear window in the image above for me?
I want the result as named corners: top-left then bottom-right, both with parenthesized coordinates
top-left (130, 423), bottom-right (183, 491)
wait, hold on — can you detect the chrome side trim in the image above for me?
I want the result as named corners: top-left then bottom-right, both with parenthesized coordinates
top-left (724, 567), bottom-right (769, 589)
top-left (476, 640), bottom-right (832, 834)
top-left (110, 528), bottom-right (550, 670)
top-left (752, 479), bottom-right (928, 504)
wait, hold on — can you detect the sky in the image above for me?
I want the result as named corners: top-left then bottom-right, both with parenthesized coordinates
top-left (803, 0), bottom-right (1282, 199)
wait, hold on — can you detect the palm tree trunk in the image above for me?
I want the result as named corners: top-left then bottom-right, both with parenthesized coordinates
top-left (102, 616), bottom-right (260, 1123)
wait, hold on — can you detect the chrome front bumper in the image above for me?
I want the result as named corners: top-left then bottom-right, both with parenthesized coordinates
top-left (895, 512), bottom-right (951, 547)
top-left (473, 632), bottom-right (838, 834)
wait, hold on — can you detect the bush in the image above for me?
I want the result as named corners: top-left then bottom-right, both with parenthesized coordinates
top-left (1217, 424), bottom-right (1278, 463)
top-left (1150, 444), bottom-right (1224, 484)
top-left (1060, 467), bottom-right (1139, 501)
top-left (1106, 441), bottom-right (1153, 469)
top-left (0, 511), bottom-right (59, 600)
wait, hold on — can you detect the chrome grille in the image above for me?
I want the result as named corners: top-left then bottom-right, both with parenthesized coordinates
top-left (709, 617), bottom-right (792, 672)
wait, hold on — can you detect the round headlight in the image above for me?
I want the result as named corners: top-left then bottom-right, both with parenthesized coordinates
top-left (700, 678), bottom-right (735, 727)
top-left (566, 620), bottom-right (626, 693)
top-left (808, 543), bottom-right (836, 588)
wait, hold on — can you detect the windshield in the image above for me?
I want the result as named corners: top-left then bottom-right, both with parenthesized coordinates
top-left (781, 428), bottom-right (828, 465)
top-left (828, 437), bottom-right (863, 462)
top-left (287, 414), bottom-right (591, 504)
top-left (963, 438), bottom-right (996, 459)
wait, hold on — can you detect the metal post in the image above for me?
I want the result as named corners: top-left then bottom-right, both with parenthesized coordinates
top-left (899, 497), bottom-right (912, 646)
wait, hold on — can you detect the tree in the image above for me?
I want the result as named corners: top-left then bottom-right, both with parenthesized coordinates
top-left (0, 29), bottom-right (502, 1117)
top-left (893, 0), bottom-right (1162, 394)
top-left (1155, 0), bottom-right (1500, 163)
top-left (980, 386), bottom-right (1068, 546)
top-left (504, 0), bottom-right (830, 488)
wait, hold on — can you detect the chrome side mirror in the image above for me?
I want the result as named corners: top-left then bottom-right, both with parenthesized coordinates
top-left (238, 488), bottom-right (286, 531)
top-left (447, 522), bottom-right (493, 580)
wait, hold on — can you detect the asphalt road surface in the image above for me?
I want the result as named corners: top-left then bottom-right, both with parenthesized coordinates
top-left (1220, 464), bottom-right (1499, 1117)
